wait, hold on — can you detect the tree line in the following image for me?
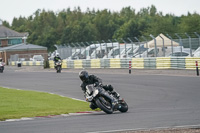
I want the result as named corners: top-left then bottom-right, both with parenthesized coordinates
top-left (2, 5), bottom-right (200, 51)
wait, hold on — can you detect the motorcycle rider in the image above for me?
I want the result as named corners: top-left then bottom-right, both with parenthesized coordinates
top-left (0, 58), bottom-right (4, 71)
top-left (79, 70), bottom-right (120, 110)
top-left (54, 53), bottom-right (62, 68)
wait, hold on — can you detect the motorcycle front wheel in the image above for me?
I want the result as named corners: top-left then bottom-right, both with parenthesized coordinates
top-left (56, 66), bottom-right (61, 73)
top-left (95, 96), bottom-right (113, 114)
top-left (118, 100), bottom-right (128, 113)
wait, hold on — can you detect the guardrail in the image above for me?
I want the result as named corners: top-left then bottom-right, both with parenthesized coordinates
top-left (49, 57), bottom-right (200, 70)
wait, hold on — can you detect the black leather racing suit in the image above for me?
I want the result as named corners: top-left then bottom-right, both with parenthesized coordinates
top-left (54, 56), bottom-right (61, 63)
top-left (80, 75), bottom-right (114, 93)
top-left (54, 56), bottom-right (62, 68)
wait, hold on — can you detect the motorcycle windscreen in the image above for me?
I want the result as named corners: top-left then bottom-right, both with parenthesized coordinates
top-left (86, 84), bottom-right (94, 95)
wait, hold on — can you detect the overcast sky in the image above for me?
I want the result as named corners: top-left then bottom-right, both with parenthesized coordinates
top-left (0, 0), bottom-right (200, 24)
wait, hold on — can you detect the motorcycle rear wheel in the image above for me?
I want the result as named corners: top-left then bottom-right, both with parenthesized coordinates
top-left (95, 96), bottom-right (113, 114)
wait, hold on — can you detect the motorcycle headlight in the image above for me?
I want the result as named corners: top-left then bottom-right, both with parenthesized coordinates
top-left (86, 96), bottom-right (93, 102)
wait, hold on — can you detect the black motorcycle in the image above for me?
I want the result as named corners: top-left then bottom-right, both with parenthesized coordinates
top-left (55, 60), bottom-right (62, 73)
top-left (85, 84), bottom-right (128, 114)
top-left (0, 62), bottom-right (5, 73)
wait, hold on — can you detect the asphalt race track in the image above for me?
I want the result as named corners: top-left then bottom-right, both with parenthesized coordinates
top-left (0, 68), bottom-right (200, 133)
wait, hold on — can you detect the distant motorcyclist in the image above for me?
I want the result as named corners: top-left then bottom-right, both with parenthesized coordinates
top-left (0, 58), bottom-right (5, 72)
top-left (54, 53), bottom-right (62, 66)
top-left (79, 70), bottom-right (120, 110)
top-left (0, 58), bottom-right (4, 65)
top-left (54, 53), bottom-right (61, 62)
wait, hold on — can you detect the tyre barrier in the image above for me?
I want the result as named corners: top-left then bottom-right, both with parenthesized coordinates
top-left (47, 57), bottom-right (200, 70)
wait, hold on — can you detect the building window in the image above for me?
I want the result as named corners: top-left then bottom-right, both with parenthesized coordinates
top-left (8, 38), bottom-right (22, 45)
top-left (0, 40), bottom-right (1, 46)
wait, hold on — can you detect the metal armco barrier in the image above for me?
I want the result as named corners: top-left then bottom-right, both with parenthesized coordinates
top-left (185, 57), bottom-right (200, 69)
top-left (171, 57), bottom-right (185, 69)
top-left (48, 57), bottom-right (200, 70)
top-left (100, 59), bottom-right (110, 68)
top-left (91, 59), bottom-right (100, 68)
top-left (132, 58), bottom-right (144, 69)
top-left (156, 57), bottom-right (171, 69)
top-left (74, 60), bottom-right (83, 69)
top-left (110, 59), bottom-right (121, 68)
top-left (144, 58), bottom-right (156, 69)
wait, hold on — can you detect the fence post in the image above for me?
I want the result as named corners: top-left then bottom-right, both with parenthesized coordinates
top-left (134, 37), bottom-right (142, 57)
top-left (127, 38), bottom-right (135, 58)
top-left (101, 40), bottom-right (107, 58)
top-left (91, 41), bottom-right (97, 59)
top-left (71, 43), bottom-right (76, 55)
top-left (196, 61), bottom-right (199, 76)
top-left (81, 42), bottom-right (87, 59)
top-left (194, 32), bottom-right (200, 48)
top-left (77, 42), bottom-right (82, 57)
top-left (150, 34), bottom-right (157, 57)
top-left (85, 42), bottom-right (91, 59)
top-left (185, 33), bottom-right (193, 57)
top-left (175, 33), bottom-right (183, 56)
top-left (108, 39), bottom-right (114, 58)
top-left (159, 35), bottom-right (165, 57)
top-left (114, 39), bottom-right (120, 58)
top-left (121, 38), bottom-right (127, 58)
top-left (142, 36), bottom-right (148, 57)
top-left (97, 41), bottom-right (102, 58)
top-left (166, 34), bottom-right (174, 56)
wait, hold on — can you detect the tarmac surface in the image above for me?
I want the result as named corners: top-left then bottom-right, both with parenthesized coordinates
top-left (115, 128), bottom-right (200, 133)
top-left (1, 66), bottom-right (200, 133)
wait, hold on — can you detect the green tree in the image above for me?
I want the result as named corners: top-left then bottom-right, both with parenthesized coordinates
top-left (178, 13), bottom-right (200, 33)
top-left (93, 9), bottom-right (119, 40)
top-left (113, 18), bottom-right (147, 39)
top-left (2, 21), bottom-right (10, 27)
top-left (12, 16), bottom-right (27, 32)
top-left (8, 5), bottom-right (200, 51)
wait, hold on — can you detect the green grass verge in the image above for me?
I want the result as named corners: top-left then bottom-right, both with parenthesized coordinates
top-left (0, 87), bottom-right (93, 121)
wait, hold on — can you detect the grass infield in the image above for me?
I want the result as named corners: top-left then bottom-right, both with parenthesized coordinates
top-left (0, 87), bottom-right (92, 121)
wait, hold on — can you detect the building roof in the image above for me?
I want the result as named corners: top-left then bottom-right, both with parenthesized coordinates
top-left (0, 43), bottom-right (47, 52)
top-left (0, 25), bottom-right (27, 38)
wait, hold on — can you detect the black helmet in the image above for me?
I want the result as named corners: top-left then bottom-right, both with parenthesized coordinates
top-left (79, 70), bottom-right (89, 81)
